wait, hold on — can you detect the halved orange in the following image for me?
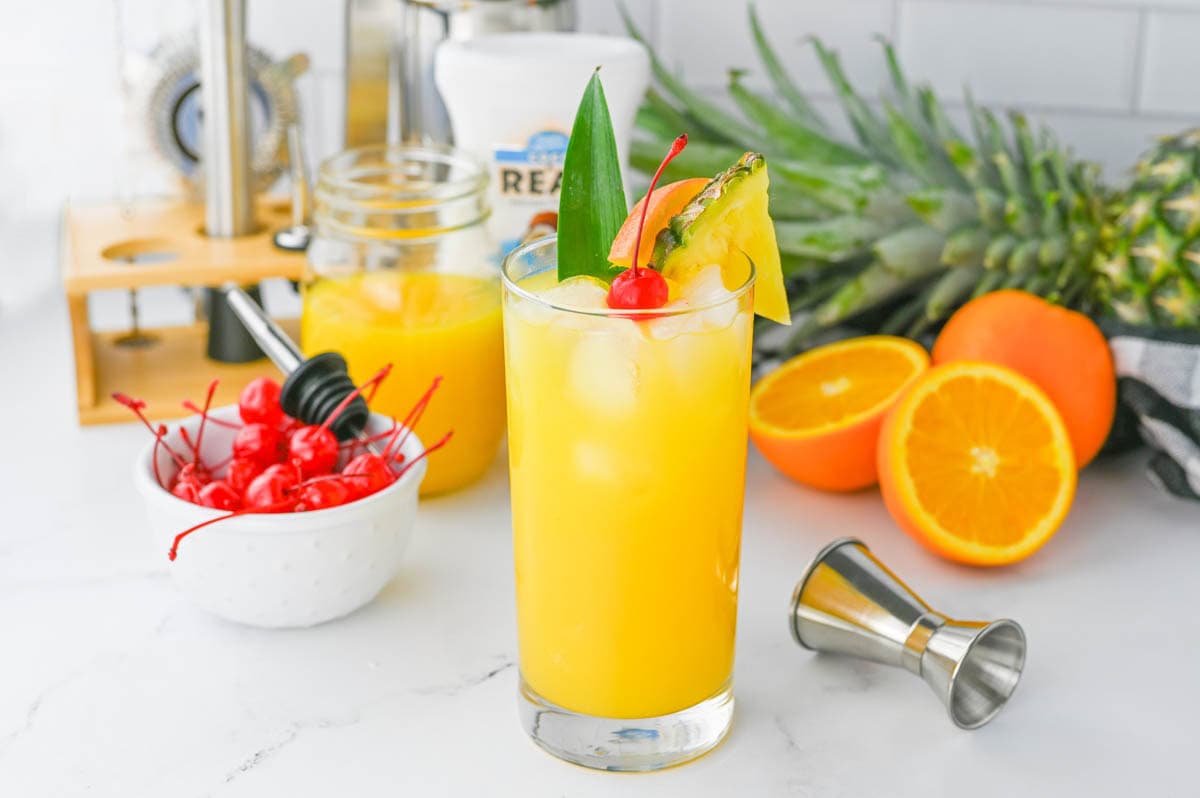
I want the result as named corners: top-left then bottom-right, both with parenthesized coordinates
top-left (750, 336), bottom-right (930, 491)
top-left (878, 361), bottom-right (1077, 566)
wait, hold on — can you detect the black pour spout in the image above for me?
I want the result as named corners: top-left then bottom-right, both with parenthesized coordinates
top-left (219, 285), bottom-right (369, 442)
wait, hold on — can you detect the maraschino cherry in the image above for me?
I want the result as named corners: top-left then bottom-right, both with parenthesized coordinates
top-left (606, 133), bottom-right (689, 311)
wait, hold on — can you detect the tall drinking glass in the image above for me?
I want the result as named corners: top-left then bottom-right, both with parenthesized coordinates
top-left (501, 235), bottom-right (754, 771)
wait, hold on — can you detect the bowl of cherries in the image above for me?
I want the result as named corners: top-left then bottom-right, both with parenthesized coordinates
top-left (126, 371), bottom-right (448, 628)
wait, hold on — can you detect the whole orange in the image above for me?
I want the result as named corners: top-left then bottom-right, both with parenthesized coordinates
top-left (932, 291), bottom-right (1115, 468)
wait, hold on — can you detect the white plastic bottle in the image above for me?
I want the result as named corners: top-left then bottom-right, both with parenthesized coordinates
top-left (435, 32), bottom-right (650, 260)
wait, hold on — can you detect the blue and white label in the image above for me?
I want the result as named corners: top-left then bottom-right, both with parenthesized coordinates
top-left (492, 129), bottom-right (568, 257)
top-left (494, 130), bottom-right (568, 199)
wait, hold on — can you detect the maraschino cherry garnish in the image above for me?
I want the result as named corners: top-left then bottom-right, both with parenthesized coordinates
top-left (606, 133), bottom-right (689, 311)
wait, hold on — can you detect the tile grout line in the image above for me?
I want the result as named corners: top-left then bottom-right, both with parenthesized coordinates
top-left (650, 0), bottom-right (661, 52)
top-left (891, 0), bottom-right (902, 41)
top-left (908, 0), bottom-right (1200, 15)
top-left (1129, 7), bottom-right (1149, 114)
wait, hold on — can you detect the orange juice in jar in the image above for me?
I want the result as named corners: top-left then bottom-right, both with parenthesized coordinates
top-left (302, 147), bottom-right (504, 494)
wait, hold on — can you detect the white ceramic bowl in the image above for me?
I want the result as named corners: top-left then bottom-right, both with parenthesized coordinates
top-left (134, 405), bottom-right (425, 628)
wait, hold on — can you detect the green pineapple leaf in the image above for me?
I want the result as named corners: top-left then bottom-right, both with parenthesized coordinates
top-left (976, 270), bottom-right (1010, 299)
top-left (774, 160), bottom-right (889, 213)
top-left (630, 25), bottom-right (1200, 343)
top-left (811, 39), bottom-right (900, 167)
top-left (775, 217), bottom-right (890, 261)
top-left (748, 3), bottom-right (827, 129)
top-left (916, 86), bottom-right (964, 144)
top-left (882, 100), bottom-right (937, 184)
top-left (620, 3), bottom-right (767, 148)
top-left (906, 188), bottom-right (977, 233)
top-left (919, 266), bottom-right (984, 331)
top-left (642, 89), bottom-right (699, 138)
top-left (728, 70), bottom-right (867, 167)
top-left (557, 70), bottom-right (627, 283)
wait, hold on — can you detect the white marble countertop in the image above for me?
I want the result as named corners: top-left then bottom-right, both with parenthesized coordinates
top-left (2, 293), bottom-right (1199, 797)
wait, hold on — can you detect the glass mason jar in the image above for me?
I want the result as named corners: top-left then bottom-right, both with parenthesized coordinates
top-left (303, 146), bottom-right (505, 495)
top-left (501, 235), bottom-right (755, 771)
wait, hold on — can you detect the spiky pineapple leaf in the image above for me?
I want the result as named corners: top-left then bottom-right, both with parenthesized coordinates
top-left (642, 88), bottom-right (711, 143)
top-left (810, 39), bottom-right (901, 167)
top-left (775, 217), bottom-right (891, 261)
top-left (620, 5), bottom-right (768, 149)
top-left (728, 71), bottom-right (868, 167)
top-left (978, 270), bottom-right (1011, 298)
top-left (920, 266), bottom-right (985, 333)
top-left (906, 188), bottom-right (977, 232)
top-left (874, 226), bottom-right (946, 276)
top-left (942, 226), bottom-right (988, 267)
top-left (635, 103), bottom-right (676, 142)
top-left (748, 3), bottom-right (827, 129)
top-left (773, 160), bottom-right (890, 214)
top-left (629, 26), bottom-right (1194, 342)
top-left (984, 235), bottom-right (1017, 270)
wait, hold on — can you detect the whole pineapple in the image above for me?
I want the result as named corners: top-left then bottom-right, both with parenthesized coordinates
top-left (1097, 130), bottom-right (1200, 326)
top-left (626, 6), bottom-right (1200, 351)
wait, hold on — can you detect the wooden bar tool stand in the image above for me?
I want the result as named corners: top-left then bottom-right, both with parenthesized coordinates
top-left (62, 197), bottom-right (306, 425)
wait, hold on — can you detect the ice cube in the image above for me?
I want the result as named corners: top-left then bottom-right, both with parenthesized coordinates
top-left (644, 265), bottom-right (739, 340)
top-left (680, 263), bottom-right (732, 306)
top-left (575, 440), bottom-right (619, 483)
top-left (681, 264), bottom-right (739, 330)
top-left (537, 275), bottom-right (609, 312)
top-left (644, 299), bottom-right (691, 341)
top-left (360, 271), bottom-right (404, 311)
top-left (513, 274), bottom-right (610, 327)
top-left (567, 322), bottom-right (642, 418)
top-left (575, 438), bottom-right (653, 484)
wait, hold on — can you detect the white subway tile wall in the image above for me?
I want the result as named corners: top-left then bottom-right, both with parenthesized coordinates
top-left (1138, 10), bottom-right (1200, 114)
top-left (660, 0), bottom-right (896, 91)
top-left (898, 1), bottom-right (1139, 110)
top-left (3, 0), bottom-right (1200, 308)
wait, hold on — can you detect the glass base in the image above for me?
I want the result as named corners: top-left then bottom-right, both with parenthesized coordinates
top-left (518, 676), bottom-right (734, 772)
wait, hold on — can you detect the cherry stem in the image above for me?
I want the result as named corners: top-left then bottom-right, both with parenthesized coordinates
top-left (320, 363), bottom-right (394, 434)
top-left (113, 393), bottom-right (189, 468)
top-left (382, 376), bottom-right (443, 462)
top-left (631, 133), bottom-right (688, 277)
top-left (179, 428), bottom-right (198, 459)
top-left (167, 430), bottom-right (451, 562)
top-left (168, 496), bottom-right (297, 561)
top-left (190, 379), bottom-right (219, 467)
top-left (363, 371), bottom-right (387, 405)
top-left (209, 454), bottom-right (235, 474)
top-left (303, 472), bottom-right (372, 486)
top-left (181, 400), bottom-right (242, 429)
top-left (394, 430), bottom-right (453, 480)
top-left (152, 426), bottom-right (168, 489)
top-left (339, 419), bottom-right (399, 452)
top-left (169, 512), bottom-right (236, 560)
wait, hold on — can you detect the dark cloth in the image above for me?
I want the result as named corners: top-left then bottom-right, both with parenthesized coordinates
top-left (1104, 322), bottom-right (1200, 500)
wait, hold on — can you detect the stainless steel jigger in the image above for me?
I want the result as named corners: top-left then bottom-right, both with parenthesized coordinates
top-left (789, 538), bottom-right (1027, 729)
